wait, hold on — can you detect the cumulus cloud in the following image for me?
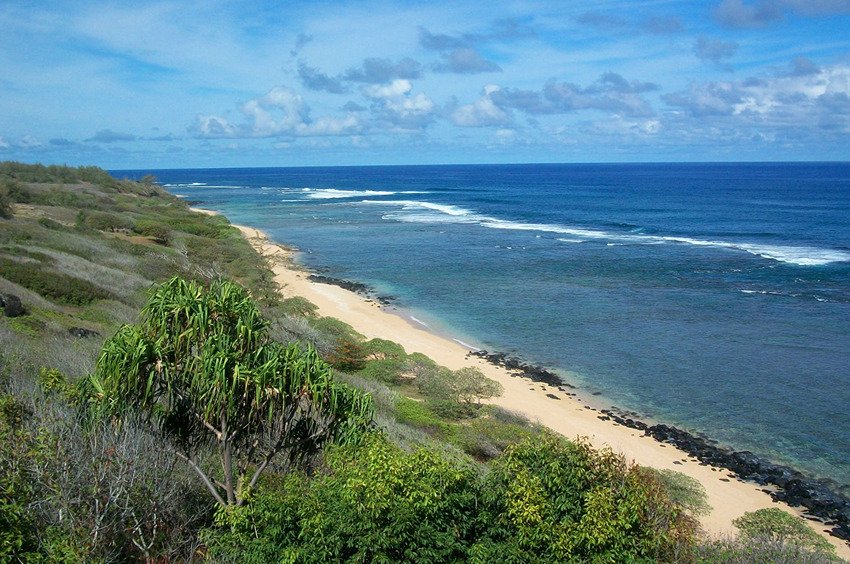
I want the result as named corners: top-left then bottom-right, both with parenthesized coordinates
top-left (664, 62), bottom-right (850, 133)
top-left (433, 48), bottom-right (501, 74)
top-left (361, 79), bottom-right (435, 131)
top-left (49, 138), bottom-right (76, 146)
top-left (344, 57), bottom-right (422, 83)
top-left (0, 137), bottom-right (10, 150)
top-left (192, 86), bottom-right (361, 138)
top-left (86, 129), bottom-right (136, 143)
top-left (451, 85), bottom-right (512, 127)
top-left (714, 0), bottom-right (850, 28)
top-left (193, 115), bottom-right (239, 137)
top-left (298, 63), bottom-right (348, 94)
top-left (693, 36), bottom-right (738, 69)
top-left (490, 73), bottom-right (659, 118)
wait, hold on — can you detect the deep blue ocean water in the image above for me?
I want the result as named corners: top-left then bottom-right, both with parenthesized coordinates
top-left (115, 163), bottom-right (850, 489)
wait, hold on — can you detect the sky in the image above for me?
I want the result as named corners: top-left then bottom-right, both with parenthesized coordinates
top-left (1, 0), bottom-right (849, 169)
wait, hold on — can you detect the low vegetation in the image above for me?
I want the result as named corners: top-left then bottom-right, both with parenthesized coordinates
top-left (0, 162), bottom-right (840, 562)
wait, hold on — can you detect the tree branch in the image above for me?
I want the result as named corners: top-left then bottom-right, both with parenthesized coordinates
top-left (175, 450), bottom-right (227, 507)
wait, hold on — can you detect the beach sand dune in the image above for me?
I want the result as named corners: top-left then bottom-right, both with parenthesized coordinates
top-left (225, 216), bottom-right (848, 559)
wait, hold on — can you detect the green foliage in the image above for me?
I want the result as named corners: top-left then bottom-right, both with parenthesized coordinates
top-left (89, 276), bottom-right (374, 507)
top-left (205, 432), bottom-right (696, 563)
top-left (205, 434), bottom-right (481, 563)
top-left (83, 211), bottom-right (134, 232)
top-left (0, 393), bottom-right (41, 561)
top-left (645, 467), bottom-right (711, 517)
top-left (1, 177), bottom-right (33, 204)
top-left (0, 184), bottom-right (11, 219)
top-left (455, 411), bottom-right (538, 460)
top-left (733, 508), bottom-right (836, 556)
top-left (417, 366), bottom-right (503, 408)
top-left (278, 295), bottom-right (318, 317)
top-left (310, 316), bottom-right (363, 343)
top-left (477, 433), bottom-right (695, 562)
top-left (394, 397), bottom-right (452, 437)
top-left (0, 257), bottom-right (114, 306)
top-left (133, 219), bottom-right (172, 245)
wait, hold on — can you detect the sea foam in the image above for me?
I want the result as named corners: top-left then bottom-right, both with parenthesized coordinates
top-left (359, 199), bottom-right (850, 266)
top-left (302, 189), bottom-right (427, 200)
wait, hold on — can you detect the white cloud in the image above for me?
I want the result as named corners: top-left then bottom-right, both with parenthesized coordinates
top-left (194, 87), bottom-right (362, 138)
top-left (362, 80), bottom-right (436, 131)
top-left (451, 85), bottom-right (512, 127)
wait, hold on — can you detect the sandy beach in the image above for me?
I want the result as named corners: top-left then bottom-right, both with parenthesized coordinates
top-left (192, 207), bottom-right (848, 558)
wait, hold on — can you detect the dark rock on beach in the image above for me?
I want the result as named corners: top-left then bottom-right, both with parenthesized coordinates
top-left (469, 349), bottom-right (565, 387)
top-left (599, 408), bottom-right (850, 542)
top-left (308, 274), bottom-right (370, 295)
top-left (0, 293), bottom-right (25, 317)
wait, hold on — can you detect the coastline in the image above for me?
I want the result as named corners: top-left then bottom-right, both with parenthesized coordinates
top-left (194, 207), bottom-right (849, 557)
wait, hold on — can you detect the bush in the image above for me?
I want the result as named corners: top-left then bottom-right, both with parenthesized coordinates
top-left (0, 257), bottom-right (114, 306)
top-left (477, 433), bottom-right (696, 561)
top-left (133, 220), bottom-right (172, 245)
top-left (0, 187), bottom-right (11, 219)
top-left (394, 397), bottom-right (452, 436)
top-left (417, 366), bottom-right (503, 407)
top-left (733, 508), bottom-right (835, 557)
top-left (205, 434), bottom-right (481, 563)
top-left (83, 211), bottom-right (134, 232)
top-left (645, 468), bottom-right (711, 516)
top-left (277, 296), bottom-right (318, 317)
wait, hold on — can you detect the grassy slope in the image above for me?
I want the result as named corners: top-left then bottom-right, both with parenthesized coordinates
top-left (0, 161), bottom-right (538, 462)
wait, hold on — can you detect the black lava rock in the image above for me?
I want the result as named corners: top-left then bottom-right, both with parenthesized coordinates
top-left (0, 293), bottom-right (25, 317)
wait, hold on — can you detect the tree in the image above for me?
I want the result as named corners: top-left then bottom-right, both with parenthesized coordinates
top-left (453, 367), bottom-right (503, 406)
top-left (88, 277), bottom-right (373, 507)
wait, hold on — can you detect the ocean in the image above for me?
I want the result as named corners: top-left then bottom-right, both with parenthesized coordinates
top-left (115, 163), bottom-right (850, 490)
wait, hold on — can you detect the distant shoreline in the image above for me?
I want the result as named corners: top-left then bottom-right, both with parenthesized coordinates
top-left (188, 207), bottom-right (850, 557)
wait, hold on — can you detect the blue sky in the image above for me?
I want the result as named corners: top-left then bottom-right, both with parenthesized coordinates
top-left (1, 0), bottom-right (849, 168)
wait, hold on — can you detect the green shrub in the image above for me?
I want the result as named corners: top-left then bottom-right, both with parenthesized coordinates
top-left (455, 414), bottom-right (537, 460)
top-left (205, 434), bottom-right (481, 563)
top-left (359, 357), bottom-right (406, 383)
top-left (417, 366), bottom-right (502, 407)
top-left (133, 220), bottom-right (172, 245)
top-left (0, 187), bottom-right (11, 219)
top-left (37, 217), bottom-right (65, 230)
top-left (0, 257), bottom-right (114, 306)
top-left (394, 397), bottom-right (452, 436)
top-left (644, 468), bottom-right (711, 517)
top-left (83, 211), bottom-right (134, 232)
top-left (309, 316), bottom-right (362, 343)
top-left (478, 433), bottom-right (696, 561)
top-left (277, 296), bottom-right (318, 317)
top-left (1, 178), bottom-right (33, 204)
top-left (733, 508), bottom-right (835, 556)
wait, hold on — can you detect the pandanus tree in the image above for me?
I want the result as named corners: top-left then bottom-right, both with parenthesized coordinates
top-left (88, 276), bottom-right (373, 507)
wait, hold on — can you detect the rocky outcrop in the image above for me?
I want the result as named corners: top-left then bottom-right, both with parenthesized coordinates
top-left (0, 293), bottom-right (25, 317)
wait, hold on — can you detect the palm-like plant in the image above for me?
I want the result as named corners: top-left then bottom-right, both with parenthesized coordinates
top-left (89, 277), bottom-right (373, 507)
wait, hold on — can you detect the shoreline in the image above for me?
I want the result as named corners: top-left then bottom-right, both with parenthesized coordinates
top-left (193, 207), bottom-right (850, 557)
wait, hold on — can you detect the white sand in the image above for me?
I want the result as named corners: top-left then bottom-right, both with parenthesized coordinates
top-left (195, 207), bottom-right (847, 558)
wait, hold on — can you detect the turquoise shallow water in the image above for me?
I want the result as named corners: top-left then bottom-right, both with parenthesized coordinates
top-left (116, 163), bottom-right (850, 489)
